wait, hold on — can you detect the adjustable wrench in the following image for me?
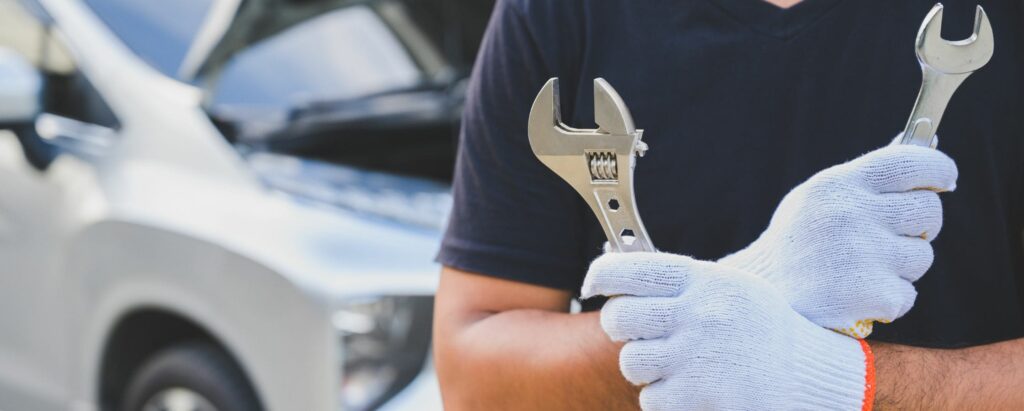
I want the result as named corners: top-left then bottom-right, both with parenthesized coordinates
top-left (527, 78), bottom-right (654, 252)
top-left (900, 3), bottom-right (994, 147)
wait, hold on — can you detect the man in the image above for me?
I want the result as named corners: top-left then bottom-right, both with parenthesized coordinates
top-left (434, 0), bottom-right (1024, 409)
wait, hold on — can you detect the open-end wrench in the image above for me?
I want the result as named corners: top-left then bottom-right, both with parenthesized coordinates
top-left (527, 78), bottom-right (655, 253)
top-left (900, 3), bottom-right (994, 147)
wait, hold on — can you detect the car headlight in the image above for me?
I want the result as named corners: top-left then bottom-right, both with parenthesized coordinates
top-left (334, 296), bottom-right (433, 411)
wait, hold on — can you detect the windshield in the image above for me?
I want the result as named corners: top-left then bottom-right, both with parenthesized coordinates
top-left (83, 0), bottom-right (213, 77)
top-left (196, 0), bottom-right (485, 147)
top-left (210, 5), bottom-right (423, 112)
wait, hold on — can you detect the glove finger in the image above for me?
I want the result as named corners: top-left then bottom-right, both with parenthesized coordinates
top-left (893, 278), bottom-right (920, 319)
top-left (601, 296), bottom-right (684, 342)
top-left (619, 339), bottom-right (674, 385)
top-left (878, 190), bottom-right (943, 239)
top-left (835, 277), bottom-right (918, 338)
top-left (638, 380), bottom-right (676, 411)
top-left (581, 252), bottom-right (704, 298)
top-left (855, 145), bottom-right (958, 193)
top-left (864, 276), bottom-right (919, 326)
top-left (891, 236), bottom-right (934, 282)
top-left (876, 276), bottom-right (919, 321)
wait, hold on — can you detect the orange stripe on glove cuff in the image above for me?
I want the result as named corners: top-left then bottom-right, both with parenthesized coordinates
top-left (860, 339), bottom-right (876, 411)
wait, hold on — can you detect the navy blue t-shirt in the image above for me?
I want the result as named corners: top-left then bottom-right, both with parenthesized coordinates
top-left (438, 0), bottom-right (1024, 348)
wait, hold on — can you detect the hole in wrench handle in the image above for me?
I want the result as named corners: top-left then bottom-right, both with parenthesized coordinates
top-left (902, 118), bottom-right (938, 147)
top-left (593, 188), bottom-right (655, 253)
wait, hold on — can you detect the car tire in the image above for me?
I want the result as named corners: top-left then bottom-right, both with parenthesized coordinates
top-left (121, 341), bottom-right (262, 411)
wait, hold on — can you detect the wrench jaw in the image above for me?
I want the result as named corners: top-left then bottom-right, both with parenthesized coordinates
top-left (916, 4), bottom-right (994, 74)
top-left (593, 78), bottom-right (637, 136)
top-left (527, 78), bottom-right (655, 253)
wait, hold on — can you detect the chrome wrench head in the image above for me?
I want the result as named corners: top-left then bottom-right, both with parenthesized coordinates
top-left (527, 78), bottom-right (655, 252)
top-left (900, 3), bottom-right (994, 147)
top-left (916, 4), bottom-right (993, 75)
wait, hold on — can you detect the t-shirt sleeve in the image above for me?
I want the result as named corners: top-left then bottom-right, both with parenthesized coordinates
top-left (436, 0), bottom-right (591, 291)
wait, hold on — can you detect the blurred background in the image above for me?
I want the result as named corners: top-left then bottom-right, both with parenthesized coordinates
top-left (0, 0), bottom-right (494, 410)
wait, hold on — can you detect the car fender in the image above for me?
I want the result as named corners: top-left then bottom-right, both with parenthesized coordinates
top-left (64, 219), bottom-right (338, 411)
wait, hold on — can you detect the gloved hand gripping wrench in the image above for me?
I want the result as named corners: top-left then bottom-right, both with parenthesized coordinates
top-left (899, 3), bottom-right (993, 147)
top-left (527, 78), bottom-right (655, 252)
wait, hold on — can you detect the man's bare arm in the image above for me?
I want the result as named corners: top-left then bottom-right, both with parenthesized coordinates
top-left (433, 266), bottom-right (640, 411)
top-left (875, 338), bottom-right (1024, 410)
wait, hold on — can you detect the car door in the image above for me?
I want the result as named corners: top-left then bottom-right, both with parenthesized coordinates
top-left (0, 1), bottom-right (118, 409)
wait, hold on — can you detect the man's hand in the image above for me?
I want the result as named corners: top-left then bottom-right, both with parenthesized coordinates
top-left (583, 254), bottom-right (873, 411)
top-left (719, 144), bottom-right (958, 336)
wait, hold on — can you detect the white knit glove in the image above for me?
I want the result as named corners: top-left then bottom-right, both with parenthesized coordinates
top-left (719, 144), bottom-right (958, 337)
top-left (582, 253), bottom-right (874, 411)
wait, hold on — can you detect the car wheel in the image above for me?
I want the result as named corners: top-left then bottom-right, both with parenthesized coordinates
top-left (121, 341), bottom-right (261, 411)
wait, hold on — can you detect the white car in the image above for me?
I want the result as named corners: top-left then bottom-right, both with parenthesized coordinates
top-left (0, 0), bottom-right (476, 409)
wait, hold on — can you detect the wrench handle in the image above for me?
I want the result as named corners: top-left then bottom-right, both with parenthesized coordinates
top-left (900, 67), bottom-right (970, 147)
top-left (590, 187), bottom-right (655, 253)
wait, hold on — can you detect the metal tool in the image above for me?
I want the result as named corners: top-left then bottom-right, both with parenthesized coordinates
top-left (900, 3), bottom-right (993, 147)
top-left (527, 78), bottom-right (655, 252)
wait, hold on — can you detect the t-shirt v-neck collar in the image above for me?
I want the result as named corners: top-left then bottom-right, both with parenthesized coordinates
top-left (709, 0), bottom-right (843, 40)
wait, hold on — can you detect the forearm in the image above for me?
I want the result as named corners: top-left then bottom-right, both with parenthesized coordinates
top-left (874, 338), bottom-right (1024, 410)
top-left (435, 309), bottom-right (639, 411)
top-left (434, 267), bottom-right (640, 410)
